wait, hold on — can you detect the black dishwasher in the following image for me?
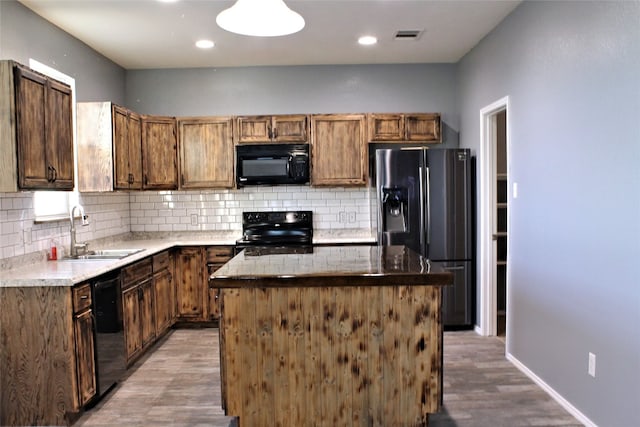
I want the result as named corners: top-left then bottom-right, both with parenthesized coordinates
top-left (92, 273), bottom-right (126, 400)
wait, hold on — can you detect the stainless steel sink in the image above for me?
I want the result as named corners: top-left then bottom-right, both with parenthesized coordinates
top-left (63, 248), bottom-right (144, 261)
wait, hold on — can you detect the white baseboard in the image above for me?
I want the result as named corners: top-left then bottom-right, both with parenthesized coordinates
top-left (506, 352), bottom-right (596, 427)
top-left (474, 324), bottom-right (483, 335)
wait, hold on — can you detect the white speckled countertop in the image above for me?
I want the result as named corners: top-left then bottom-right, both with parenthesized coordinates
top-left (0, 230), bottom-right (376, 288)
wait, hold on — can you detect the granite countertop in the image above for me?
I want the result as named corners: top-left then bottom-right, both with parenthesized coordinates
top-left (0, 230), bottom-right (377, 288)
top-left (211, 245), bottom-right (453, 288)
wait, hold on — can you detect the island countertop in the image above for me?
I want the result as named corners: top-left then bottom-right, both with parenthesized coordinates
top-left (210, 245), bottom-right (453, 288)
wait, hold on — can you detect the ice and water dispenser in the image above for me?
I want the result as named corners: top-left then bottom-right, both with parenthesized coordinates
top-left (381, 187), bottom-right (408, 233)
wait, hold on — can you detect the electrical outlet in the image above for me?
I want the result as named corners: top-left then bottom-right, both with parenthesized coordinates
top-left (190, 214), bottom-right (198, 226)
top-left (588, 352), bottom-right (596, 377)
top-left (339, 211), bottom-right (347, 223)
top-left (348, 211), bottom-right (356, 223)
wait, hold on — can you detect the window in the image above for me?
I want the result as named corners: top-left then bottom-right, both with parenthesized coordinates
top-left (29, 59), bottom-right (78, 222)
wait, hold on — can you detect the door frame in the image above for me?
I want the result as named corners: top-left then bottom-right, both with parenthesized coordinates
top-left (478, 96), bottom-right (510, 337)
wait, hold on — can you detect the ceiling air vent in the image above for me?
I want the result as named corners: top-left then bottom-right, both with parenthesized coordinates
top-left (394, 30), bottom-right (423, 41)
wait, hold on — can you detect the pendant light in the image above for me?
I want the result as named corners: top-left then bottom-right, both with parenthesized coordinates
top-left (216, 0), bottom-right (305, 37)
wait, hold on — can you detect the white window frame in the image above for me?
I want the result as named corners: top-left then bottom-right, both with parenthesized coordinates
top-left (29, 59), bottom-right (79, 223)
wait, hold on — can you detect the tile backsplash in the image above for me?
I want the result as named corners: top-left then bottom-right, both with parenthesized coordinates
top-left (1, 186), bottom-right (375, 261)
top-left (0, 192), bottom-right (130, 260)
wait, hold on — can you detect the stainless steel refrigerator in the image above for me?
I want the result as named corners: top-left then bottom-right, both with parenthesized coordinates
top-left (375, 147), bottom-right (474, 328)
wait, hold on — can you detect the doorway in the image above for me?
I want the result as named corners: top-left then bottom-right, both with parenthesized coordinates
top-left (478, 97), bottom-right (509, 339)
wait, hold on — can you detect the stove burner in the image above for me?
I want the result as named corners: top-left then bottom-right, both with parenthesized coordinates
top-left (242, 246), bottom-right (314, 257)
top-left (238, 210), bottom-right (313, 249)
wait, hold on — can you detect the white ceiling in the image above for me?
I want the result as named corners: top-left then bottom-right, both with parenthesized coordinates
top-left (19, 0), bottom-right (520, 70)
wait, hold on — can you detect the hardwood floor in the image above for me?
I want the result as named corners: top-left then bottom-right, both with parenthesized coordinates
top-left (76, 329), bottom-right (581, 427)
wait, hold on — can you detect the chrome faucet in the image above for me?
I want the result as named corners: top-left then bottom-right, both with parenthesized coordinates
top-left (69, 205), bottom-right (90, 257)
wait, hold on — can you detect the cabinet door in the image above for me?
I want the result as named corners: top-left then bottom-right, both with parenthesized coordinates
top-left (14, 65), bottom-right (73, 190)
top-left (154, 269), bottom-right (174, 336)
top-left (14, 66), bottom-right (48, 189)
top-left (140, 279), bottom-right (156, 348)
top-left (44, 79), bottom-right (74, 189)
top-left (122, 286), bottom-right (142, 363)
top-left (74, 309), bottom-right (97, 406)
top-left (272, 115), bottom-right (309, 142)
top-left (175, 247), bottom-right (206, 321)
top-left (141, 116), bottom-right (177, 190)
top-left (368, 114), bottom-right (405, 141)
top-left (310, 114), bottom-right (367, 186)
top-left (127, 112), bottom-right (143, 189)
top-left (112, 105), bottom-right (131, 189)
top-left (405, 113), bottom-right (441, 142)
top-left (235, 116), bottom-right (272, 143)
top-left (178, 117), bottom-right (234, 189)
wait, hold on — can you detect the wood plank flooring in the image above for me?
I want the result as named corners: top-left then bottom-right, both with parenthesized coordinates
top-left (75, 329), bottom-right (582, 427)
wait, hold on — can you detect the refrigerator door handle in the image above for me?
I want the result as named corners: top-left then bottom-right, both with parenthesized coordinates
top-left (425, 166), bottom-right (431, 246)
top-left (419, 166), bottom-right (426, 253)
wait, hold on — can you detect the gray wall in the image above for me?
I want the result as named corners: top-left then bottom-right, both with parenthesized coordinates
top-left (458, 2), bottom-right (639, 426)
top-left (0, 0), bottom-right (125, 103)
top-left (125, 64), bottom-right (460, 147)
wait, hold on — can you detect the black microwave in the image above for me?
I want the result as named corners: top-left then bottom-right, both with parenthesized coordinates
top-left (236, 143), bottom-right (310, 187)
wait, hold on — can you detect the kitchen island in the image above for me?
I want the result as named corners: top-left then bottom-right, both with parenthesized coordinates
top-left (210, 245), bottom-right (452, 427)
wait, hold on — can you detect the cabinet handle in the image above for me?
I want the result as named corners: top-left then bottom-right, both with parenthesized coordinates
top-left (80, 295), bottom-right (88, 300)
top-left (144, 175), bottom-right (148, 186)
top-left (47, 165), bottom-right (53, 182)
top-left (128, 173), bottom-right (133, 185)
top-left (268, 125), bottom-right (273, 140)
top-left (273, 127), bottom-right (278, 139)
top-left (52, 166), bottom-right (57, 182)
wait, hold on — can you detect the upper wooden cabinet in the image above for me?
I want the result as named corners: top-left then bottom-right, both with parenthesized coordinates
top-left (236, 114), bottom-right (309, 144)
top-left (0, 60), bottom-right (74, 191)
top-left (141, 115), bottom-right (178, 190)
top-left (77, 102), bottom-right (143, 191)
top-left (113, 106), bottom-right (143, 190)
top-left (310, 114), bottom-right (367, 186)
top-left (368, 113), bottom-right (441, 142)
top-left (177, 117), bottom-right (234, 189)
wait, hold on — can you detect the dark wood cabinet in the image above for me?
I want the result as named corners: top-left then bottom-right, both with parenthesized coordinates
top-left (311, 114), bottom-right (367, 186)
top-left (153, 251), bottom-right (175, 337)
top-left (72, 283), bottom-right (97, 407)
top-left (141, 115), bottom-right (178, 190)
top-left (206, 246), bottom-right (234, 320)
top-left (114, 105), bottom-right (143, 190)
top-left (177, 117), bottom-right (234, 189)
top-left (121, 259), bottom-right (154, 365)
top-left (236, 114), bottom-right (309, 143)
top-left (175, 247), bottom-right (207, 322)
top-left (0, 60), bottom-right (74, 191)
top-left (368, 113), bottom-right (441, 143)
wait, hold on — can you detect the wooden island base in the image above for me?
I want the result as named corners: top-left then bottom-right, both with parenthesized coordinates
top-left (220, 284), bottom-right (443, 427)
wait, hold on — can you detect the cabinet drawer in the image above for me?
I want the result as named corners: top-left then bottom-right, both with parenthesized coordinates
top-left (122, 258), bottom-right (152, 288)
top-left (153, 251), bottom-right (170, 273)
top-left (206, 246), bottom-right (234, 263)
top-left (72, 283), bottom-right (92, 313)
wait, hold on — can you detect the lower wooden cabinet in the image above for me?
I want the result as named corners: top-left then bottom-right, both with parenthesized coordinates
top-left (153, 250), bottom-right (175, 336)
top-left (207, 246), bottom-right (234, 320)
top-left (72, 283), bottom-right (97, 407)
top-left (0, 285), bottom-right (96, 426)
top-left (121, 259), bottom-right (155, 365)
top-left (73, 308), bottom-right (97, 406)
top-left (175, 247), bottom-right (207, 321)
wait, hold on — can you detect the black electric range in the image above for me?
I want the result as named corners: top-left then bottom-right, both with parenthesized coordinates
top-left (235, 210), bottom-right (313, 255)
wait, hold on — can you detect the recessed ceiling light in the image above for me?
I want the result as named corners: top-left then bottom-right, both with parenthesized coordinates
top-left (157, 0), bottom-right (179, 3)
top-left (358, 35), bottom-right (377, 46)
top-left (195, 40), bottom-right (215, 49)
